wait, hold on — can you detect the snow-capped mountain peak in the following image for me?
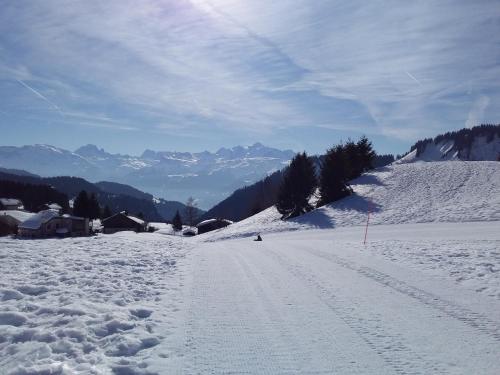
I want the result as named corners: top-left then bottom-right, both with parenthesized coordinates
top-left (0, 143), bottom-right (295, 208)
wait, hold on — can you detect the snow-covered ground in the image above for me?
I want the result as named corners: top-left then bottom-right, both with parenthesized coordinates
top-left (1, 161), bottom-right (499, 374)
top-left (201, 161), bottom-right (500, 241)
top-left (0, 232), bottom-right (189, 374)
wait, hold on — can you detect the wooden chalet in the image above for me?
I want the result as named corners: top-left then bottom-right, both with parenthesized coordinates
top-left (101, 211), bottom-right (148, 234)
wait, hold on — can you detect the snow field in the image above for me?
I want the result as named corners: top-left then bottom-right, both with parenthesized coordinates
top-left (0, 232), bottom-right (188, 375)
top-left (202, 161), bottom-right (500, 241)
top-left (1, 160), bottom-right (499, 373)
top-left (170, 224), bottom-right (500, 374)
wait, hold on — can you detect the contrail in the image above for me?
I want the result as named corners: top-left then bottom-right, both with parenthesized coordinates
top-left (16, 79), bottom-right (64, 116)
top-left (405, 71), bottom-right (422, 86)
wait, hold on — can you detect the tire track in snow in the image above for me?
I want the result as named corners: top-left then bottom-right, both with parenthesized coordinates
top-left (304, 247), bottom-right (500, 342)
top-left (266, 248), bottom-right (447, 375)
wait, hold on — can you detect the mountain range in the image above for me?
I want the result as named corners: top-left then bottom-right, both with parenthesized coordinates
top-left (0, 169), bottom-right (204, 222)
top-left (0, 143), bottom-right (294, 209)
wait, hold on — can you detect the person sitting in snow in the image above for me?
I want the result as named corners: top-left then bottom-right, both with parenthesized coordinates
top-left (254, 234), bottom-right (262, 241)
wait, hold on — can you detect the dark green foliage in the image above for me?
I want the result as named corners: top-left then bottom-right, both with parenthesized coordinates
top-left (356, 136), bottom-right (376, 173)
top-left (410, 124), bottom-right (499, 158)
top-left (0, 172), bottom-right (163, 221)
top-left (249, 201), bottom-right (263, 217)
top-left (172, 210), bottom-right (182, 231)
top-left (200, 170), bottom-right (285, 222)
top-left (73, 190), bottom-right (90, 218)
top-left (373, 154), bottom-right (395, 167)
top-left (88, 193), bottom-right (101, 219)
top-left (0, 179), bottom-right (69, 213)
top-left (102, 205), bottom-right (112, 219)
top-left (276, 152), bottom-right (317, 219)
top-left (73, 190), bottom-right (102, 219)
top-left (317, 145), bottom-right (352, 207)
top-left (317, 136), bottom-right (376, 207)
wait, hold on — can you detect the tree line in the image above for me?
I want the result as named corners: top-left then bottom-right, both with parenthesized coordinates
top-left (276, 136), bottom-right (375, 219)
top-left (73, 190), bottom-right (112, 219)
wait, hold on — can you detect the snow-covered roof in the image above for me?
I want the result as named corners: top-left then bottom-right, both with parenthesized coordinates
top-left (47, 203), bottom-right (62, 210)
top-left (127, 215), bottom-right (145, 225)
top-left (102, 211), bottom-right (145, 225)
top-left (0, 210), bottom-right (36, 223)
top-left (0, 198), bottom-right (22, 206)
top-left (62, 214), bottom-right (86, 220)
top-left (19, 209), bottom-right (59, 230)
top-left (197, 218), bottom-right (233, 227)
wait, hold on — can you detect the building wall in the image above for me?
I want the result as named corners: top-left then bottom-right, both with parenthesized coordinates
top-left (102, 214), bottom-right (144, 234)
top-left (18, 217), bottom-right (89, 238)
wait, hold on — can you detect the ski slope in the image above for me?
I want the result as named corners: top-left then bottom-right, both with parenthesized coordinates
top-left (202, 161), bottom-right (500, 241)
top-left (169, 223), bottom-right (500, 374)
top-left (1, 161), bottom-right (499, 374)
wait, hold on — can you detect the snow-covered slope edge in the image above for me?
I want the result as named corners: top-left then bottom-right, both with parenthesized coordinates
top-left (202, 161), bottom-right (500, 241)
top-left (399, 124), bottom-right (500, 162)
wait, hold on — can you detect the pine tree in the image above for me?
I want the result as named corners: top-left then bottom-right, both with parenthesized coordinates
top-left (317, 144), bottom-right (352, 207)
top-left (356, 136), bottom-right (376, 173)
top-left (276, 152), bottom-right (317, 219)
top-left (73, 190), bottom-right (90, 218)
top-left (172, 210), bottom-right (183, 231)
top-left (88, 193), bottom-right (101, 220)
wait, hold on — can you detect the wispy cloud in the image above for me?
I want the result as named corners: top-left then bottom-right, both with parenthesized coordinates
top-left (0, 0), bottom-right (499, 151)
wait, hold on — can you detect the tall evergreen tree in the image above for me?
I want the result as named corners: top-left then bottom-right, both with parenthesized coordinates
top-left (172, 210), bottom-right (183, 231)
top-left (317, 144), bottom-right (352, 207)
top-left (276, 152), bottom-right (317, 219)
top-left (356, 135), bottom-right (376, 173)
top-left (88, 193), bottom-right (101, 220)
top-left (73, 190), bottom-right (90, 218)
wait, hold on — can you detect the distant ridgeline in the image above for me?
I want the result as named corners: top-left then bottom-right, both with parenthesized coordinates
top-left (409, 124), bottom-right (500, 160)
top-left (0, 171), bottom-right (203, 221)
top-left (201, 153), bottom-right (395, 222)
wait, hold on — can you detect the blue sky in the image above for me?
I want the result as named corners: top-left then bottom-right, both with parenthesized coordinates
top-left (0, 0), bottom-right (499, 156)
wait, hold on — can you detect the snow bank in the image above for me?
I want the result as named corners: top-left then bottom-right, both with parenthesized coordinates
top-left (202, 161), bottom-right (500, 241)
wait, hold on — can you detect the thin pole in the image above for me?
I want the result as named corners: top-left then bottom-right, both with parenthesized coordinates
top-left (363, 200), bottom-right (371, 245)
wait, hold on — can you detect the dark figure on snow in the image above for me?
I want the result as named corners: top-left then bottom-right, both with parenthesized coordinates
top-left (254, 234), bottom-right (262, 241)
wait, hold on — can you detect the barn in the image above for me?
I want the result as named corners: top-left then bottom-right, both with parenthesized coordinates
top-left (196, 218), bottom-right (232, 234)
top-left (18, 210), bottom-right (89, 238)
top-left (101, 212), bottom-right (148, 234)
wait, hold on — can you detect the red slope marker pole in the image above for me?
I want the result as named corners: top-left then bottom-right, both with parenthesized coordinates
top-left (363, 199), bottom-right (371, 245)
